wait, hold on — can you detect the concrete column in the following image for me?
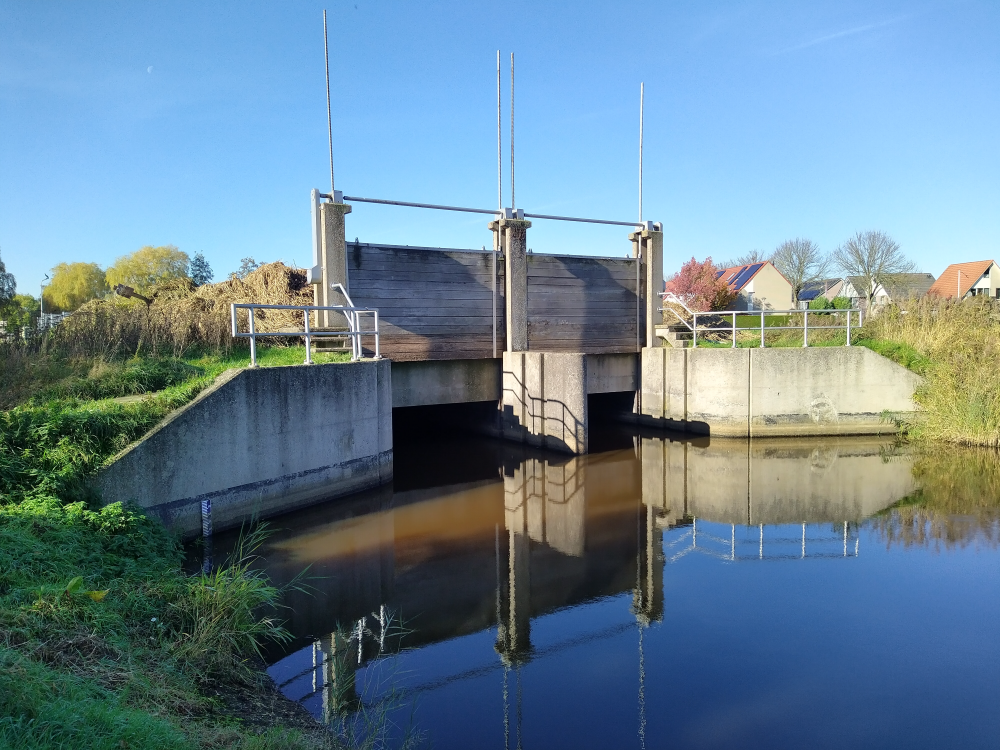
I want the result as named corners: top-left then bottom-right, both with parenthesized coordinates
top-left (502, 351), bottom-right (588, 454)
top-left (489, 217), bottom-right (531, 352)
top-left (628, 224), bottom-right (664, 349)
top-left (317, 201), bottom-right (352, 327)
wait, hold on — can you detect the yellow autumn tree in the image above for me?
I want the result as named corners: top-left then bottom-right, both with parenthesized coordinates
top-left (105, 245), bottom-right (190, 295)
top-left (44, 262), bottom-right (108, 312)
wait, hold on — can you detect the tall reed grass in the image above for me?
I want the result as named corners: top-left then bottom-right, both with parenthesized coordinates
top-left (862, 297), bottom-right (1000, 446)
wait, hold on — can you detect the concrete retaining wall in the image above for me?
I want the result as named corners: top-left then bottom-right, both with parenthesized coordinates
top-left (97, 361), bottom-right (393, 537)
top-left (639, 346), bottom-right (921, 437)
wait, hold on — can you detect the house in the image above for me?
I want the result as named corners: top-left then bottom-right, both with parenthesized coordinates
top-left (838, 273), bottom-right (936, 309)
top-left (716, 261), bottom-right (794, 311)
top-left (926, 261), bottom-right (1000, 300)
top-left (796, 278), bottom-right (845, 308)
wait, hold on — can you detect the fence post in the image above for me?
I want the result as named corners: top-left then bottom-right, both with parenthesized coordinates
top-left (248, 307), bottom-right (258, 367)
top-left (760, 310), bottom-right (765, 348)
top-left (803, 309), bottom-right (809, 347)
top-left (846, 310), bottom-right (852, 347)
top-left (692, 314), bottom-right (698, 348)
top-left (732, 312), bottom-right (737, 348)
top-left (304, 309), bottom-right (313, 364)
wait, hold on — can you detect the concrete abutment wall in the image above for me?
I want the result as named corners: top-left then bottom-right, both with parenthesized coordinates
top-left (637, 346), bottom-right (921, 437)
top-left (97, 361), bottom-right (392, 538)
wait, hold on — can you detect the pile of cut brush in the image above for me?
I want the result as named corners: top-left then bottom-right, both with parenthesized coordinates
top-left (50, 263), bottom-right (313, 359)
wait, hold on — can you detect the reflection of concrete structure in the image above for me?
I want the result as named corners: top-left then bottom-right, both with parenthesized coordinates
top-left (244, 436), bottom-right (916, 719)
top-left (640, 436), bottom-right (915, 527)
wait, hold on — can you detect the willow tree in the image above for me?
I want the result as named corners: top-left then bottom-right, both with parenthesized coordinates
top-left (105, 245), bottom-right (190, 295)
top-left (45, 262), bottom-right (108, 312)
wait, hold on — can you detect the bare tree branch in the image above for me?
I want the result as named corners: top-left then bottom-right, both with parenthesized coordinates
top-left (720, 249), bottom-right (771, 269)
top-left (770, 238), bottom-right (829, 304)
top-left (832, 231), bottom-right (915, 310)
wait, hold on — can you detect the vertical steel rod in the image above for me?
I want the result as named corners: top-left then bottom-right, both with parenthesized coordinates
top-left (304, 309), bottom-right (313, 364)
top-left (248, 308), bottom-right (257, 367)
top-left (692, 313), bottom-right (698, 348)
top-left (760, 310), bottom-right (765, 347)
top-left (732, 312), bottom-right (737, 348)
top-left (323, 10), bottom-right (335, 195)
top-left (497, 50), bottom-right (502, 211)
top-left (510, 52), bottom-right (515, 210)
top-left (639, 82), bottom-right (644, 223)
top-left (846, 309), bottom-right (852, 346)
top-left (803, 309), bottom-right (809, 347)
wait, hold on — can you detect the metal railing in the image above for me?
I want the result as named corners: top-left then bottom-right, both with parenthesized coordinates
top-left (230, 296), bottom-right (380, 367)
top-left (664, 518), bottom-right (860, 563)
top-left (659, 293), bottom-right (863, 348)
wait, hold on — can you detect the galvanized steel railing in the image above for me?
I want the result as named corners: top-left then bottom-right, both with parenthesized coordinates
top-left (659, 294), bottom-right (863, 348)
top-left (230, 299), bottom-right (380, 366)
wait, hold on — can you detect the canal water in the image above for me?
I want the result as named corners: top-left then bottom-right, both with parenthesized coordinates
top-left (212, 426), bottom-right (1000, 749)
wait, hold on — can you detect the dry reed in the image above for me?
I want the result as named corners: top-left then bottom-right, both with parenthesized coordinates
top-left (862, 296), bottom-right (1000, 446)
top-left (39, 263), bottom-right (313, 360)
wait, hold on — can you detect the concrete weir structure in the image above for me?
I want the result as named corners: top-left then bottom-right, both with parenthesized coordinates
top-left (95, 196), bottom-right (923, 536)
top-left (97, 361), bottom-right (392, 537)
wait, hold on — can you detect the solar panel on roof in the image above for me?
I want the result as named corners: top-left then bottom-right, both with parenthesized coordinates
top-left (730, 263), bottom-right (763, 289)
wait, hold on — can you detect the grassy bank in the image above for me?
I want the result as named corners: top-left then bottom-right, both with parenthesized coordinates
top-left (1, 348), bottom-right (348, 749)
top-left (860, 298), bottom-right (1000, 446)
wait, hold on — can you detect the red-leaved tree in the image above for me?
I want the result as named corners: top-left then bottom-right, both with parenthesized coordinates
top-left (663, 257), bottom-right (737, 312)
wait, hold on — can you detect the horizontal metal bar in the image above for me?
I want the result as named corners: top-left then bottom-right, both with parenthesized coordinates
top-left (522, 212), bottom-right (642, 228)
top-left (232, 331), bottom-right (368, 338)
top-left (343, 195), bottom-right (497, 216)
top-left (343, 195), bottom-right (644, 228)
top-left (232, 303), bottom-right (376, 312)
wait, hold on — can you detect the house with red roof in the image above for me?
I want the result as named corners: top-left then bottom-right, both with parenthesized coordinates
top-left (716, 261), bottom-right (794, 311)
top-left (926, 261), bottom-right (1000, 300)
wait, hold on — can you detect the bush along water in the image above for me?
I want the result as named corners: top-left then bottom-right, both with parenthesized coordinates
top-left (0, 352), bottom-right (343, 749)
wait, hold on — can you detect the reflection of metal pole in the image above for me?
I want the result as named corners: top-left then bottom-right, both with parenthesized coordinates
top-left (637, 625), bottom-right (646, 750)
top-left (802, 523), bottom-right (806, 559)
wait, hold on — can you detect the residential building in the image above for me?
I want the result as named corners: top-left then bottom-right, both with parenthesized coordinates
top-left (716, 261), bottom-right (794, 311)
top-left (835, 273), bottom-right (936, 309)
top-left (797, 278), bottom-right (845, 308)
top-left (926, 261), bottom-right (1000, 299)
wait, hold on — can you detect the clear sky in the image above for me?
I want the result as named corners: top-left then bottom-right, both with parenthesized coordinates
top-left (1, 0), bottom-right (997, 296)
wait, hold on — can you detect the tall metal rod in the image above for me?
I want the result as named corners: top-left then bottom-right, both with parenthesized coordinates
top-left (497, 50), bottom-right (502, 211)
top-left (323, 10), bottom-right (335, 194)
top-left (639, 82), bottom-right (644, 223)
top-left (510, 52), bottom-right (515, 211)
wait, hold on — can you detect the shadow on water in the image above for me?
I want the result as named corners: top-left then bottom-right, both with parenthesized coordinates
top-left (205, 418), bottom-right (1000, 749)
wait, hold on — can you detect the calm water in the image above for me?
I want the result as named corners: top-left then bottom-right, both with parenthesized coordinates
top-left (214, 427), bottom-right (1000, 749)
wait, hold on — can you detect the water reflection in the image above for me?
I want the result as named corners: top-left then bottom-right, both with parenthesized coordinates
top-left (212, 434), bottom-right (1000, 748)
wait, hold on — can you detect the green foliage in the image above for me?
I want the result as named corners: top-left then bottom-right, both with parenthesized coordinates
top-left (105, 245), bottom-right (190, 295)
top-left (189, 252), bottom-right (214, 286)
top-left (0, 248), bottom-right (15, 311)
top-left (831, 296), bottom-right (851, 309)
top-left (861, 297), bottom-right (1000, 446)
top-left (808, 297), bottom-right (833, 310)
top-left (0, 348), bottom-right (358, 747)
top-left (853, 338), bottom-right (931, 375)
top-left (44, 262), bottom-right (108, 312)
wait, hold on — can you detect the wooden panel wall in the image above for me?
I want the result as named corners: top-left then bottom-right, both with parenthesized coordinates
top-left (526, 255), bottom-right (641, 353)
top-left (348, 243), bottom-right (505, 361)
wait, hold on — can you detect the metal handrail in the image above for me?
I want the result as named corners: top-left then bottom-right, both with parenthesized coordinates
top-left (656, 305), bottom-right (863, 348)
top-left (230, 302), bottom-right (380, 366)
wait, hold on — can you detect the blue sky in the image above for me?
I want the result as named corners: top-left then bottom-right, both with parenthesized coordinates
top-left (1, 0), bottom-right (997, 296)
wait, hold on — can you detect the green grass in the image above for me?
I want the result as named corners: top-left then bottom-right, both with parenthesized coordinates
top-left (0, 347), bottom-right (354, 748)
